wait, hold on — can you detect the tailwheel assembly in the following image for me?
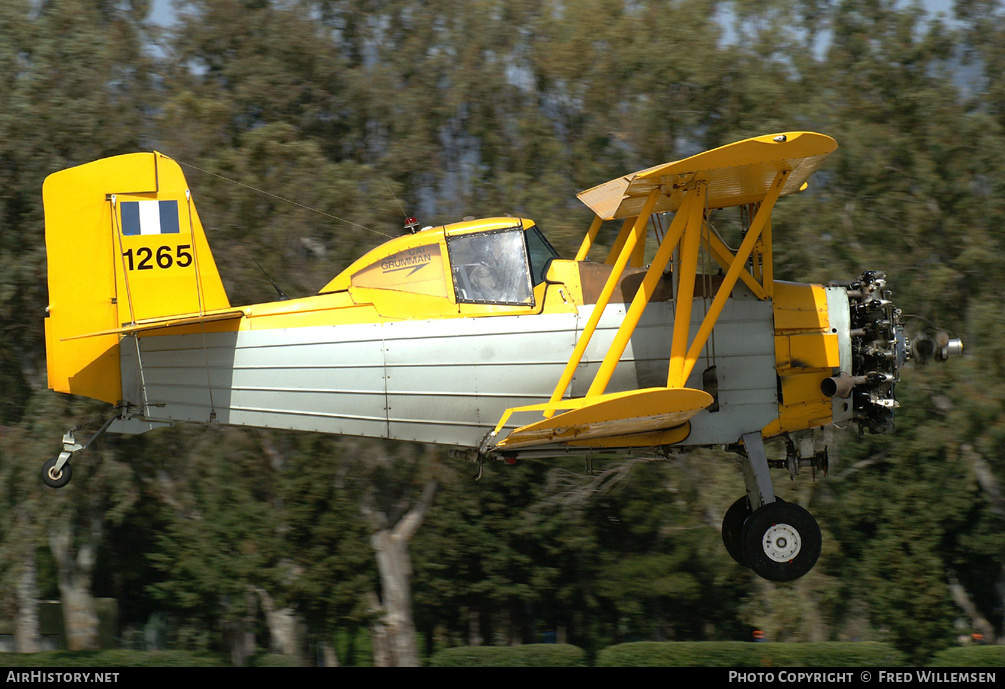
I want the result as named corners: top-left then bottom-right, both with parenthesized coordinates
top-left (41, 417), bottom-right (116, 490)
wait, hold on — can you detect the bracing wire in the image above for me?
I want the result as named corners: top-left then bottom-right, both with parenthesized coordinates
top-left (175, 159), bottom-right (394, 239)
top-left (384, 177), bottom-right (410, 221)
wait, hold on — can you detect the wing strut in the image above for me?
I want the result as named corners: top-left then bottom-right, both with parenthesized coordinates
top-left (542, 187), bottom-right (662, 418)
top-left (488, 134), bottom-right (819, 450)
top-left (574, 215), bottom-right (604, 261)
top-left (589, 184), bottom-right (704, 396)
top-left (673, 170), bottom-right (787, 386)
top-left (489, 172), bottom-right (789, 449)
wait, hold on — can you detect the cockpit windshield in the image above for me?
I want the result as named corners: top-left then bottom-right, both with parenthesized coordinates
top-left (446, 224), bottom-right (560, 306)
top-left (448, 228), bottom-right (533, 305)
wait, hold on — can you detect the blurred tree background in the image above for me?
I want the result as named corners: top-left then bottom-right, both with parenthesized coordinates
top-left (0, 0), bottom-right (1002, 666)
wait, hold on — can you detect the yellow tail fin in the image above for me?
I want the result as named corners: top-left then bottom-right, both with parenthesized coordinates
top-left (43, 152), bottom-right (230, 404)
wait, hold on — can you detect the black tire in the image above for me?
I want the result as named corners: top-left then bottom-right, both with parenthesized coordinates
top-left (722, 496), bottom-right (753, 566)
top-left (42, 457), bottom-right (72, 489)
top-left (741, 500), bottom-right (821, 582)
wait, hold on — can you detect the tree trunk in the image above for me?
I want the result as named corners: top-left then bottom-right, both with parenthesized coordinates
top-left (222, 618), bottom-right (256, 667)
top-left (253, 586), bottom-right (302, 657)
top-left (222, 588), bottom-right (258, 667)
top-left (368, 591), bottom-right (392, 668)
top-left (320, 640), bottom-right (340, 667)
top-left (467, 609), bottom-right (483, 646)
top-left (14, 536), bottom-right (41, 653)
top-left (366, 479), bottom-right (437, 667)
top-left (961, 444), bottom-right (1005, 639)
top-left (948, 571), bottom-right (997, 644)
top-left (48, 519), bottom-right (100, 650)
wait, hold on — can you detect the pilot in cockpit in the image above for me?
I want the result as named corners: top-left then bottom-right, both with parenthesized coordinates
top-left (465, 231), bottom-right (530, 303)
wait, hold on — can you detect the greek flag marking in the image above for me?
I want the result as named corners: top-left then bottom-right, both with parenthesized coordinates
top-left (121, 200), bottom-right (180, 236)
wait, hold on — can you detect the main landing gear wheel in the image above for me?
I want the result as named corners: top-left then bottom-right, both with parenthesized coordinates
top-left (42, 457), bottom-right (72, 489)
top-left (741, 500), bottom-right (821, 582)
top-left (722, 496), bottom-right (753, 566)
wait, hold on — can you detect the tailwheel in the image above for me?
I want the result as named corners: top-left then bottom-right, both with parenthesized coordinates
top-left (741, 500), bottom-right (821, 582)
top-left (721, 496), bottom-right (752, 566)
top-left (42, 456), bottom-right (72, 489)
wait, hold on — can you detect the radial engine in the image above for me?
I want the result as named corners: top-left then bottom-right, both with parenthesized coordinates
top-left (822, 270), bottom-right (963, 434)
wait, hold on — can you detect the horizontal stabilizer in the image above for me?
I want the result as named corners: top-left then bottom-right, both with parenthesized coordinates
top-left (61, 309), bottom-right (246, 341)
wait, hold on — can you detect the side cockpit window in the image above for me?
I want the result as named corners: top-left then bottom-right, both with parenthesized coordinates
top-left (447, 228), bottom-right (534, 305)
top-left (525, 224), bottom-right (559, 287)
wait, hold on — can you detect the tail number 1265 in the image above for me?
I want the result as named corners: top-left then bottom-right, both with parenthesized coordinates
top-left (123, 245), bottom-right (193, 271)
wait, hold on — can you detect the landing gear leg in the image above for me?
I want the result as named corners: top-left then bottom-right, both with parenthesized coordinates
top-left (738, 431), bottom-right (774, 510)
top-left (722, 432), bottom-right (822, 581)
top-left (722, 432), bottom-right (772, 567)
top-left (42, 416), bottom-right (116, 489)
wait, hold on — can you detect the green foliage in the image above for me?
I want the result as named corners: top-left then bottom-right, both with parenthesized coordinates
top-left (0, 0), bottom-right (156, 423)
top-left (595, 641), bottom-right (906, 667)
top-left (428, 643), bottom-right (588, 667)
top-left (163, 123), bottom-right (403, 304)
top-left (0, 650), bottom-right (226, 667)
top-left (413, 460), bottom-right (544, 645)
top-left (142, 428), bottom-right (379, 658)
top-left (146, 428), bottom-right (284, 620)
top-left (247, 653), bottom-right (306, 667)
top-left (278, 434), bottom-right (376, 643)
top-left (926, 645), bottom-right (1005, 667)
top-left (412, 457), bottom-right (753, 653)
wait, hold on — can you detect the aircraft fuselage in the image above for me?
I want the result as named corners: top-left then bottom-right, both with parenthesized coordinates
top-left (117, 265), bottom-right (852, 454)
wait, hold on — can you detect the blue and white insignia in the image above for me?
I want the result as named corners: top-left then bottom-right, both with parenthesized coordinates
top-left (121, 200), bottom-right (180, 236)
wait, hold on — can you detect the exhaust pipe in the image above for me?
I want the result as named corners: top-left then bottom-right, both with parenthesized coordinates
top-left (821, 372), bottom-right (866, 399)
top-left (821, 371), bottom-right (896, 398)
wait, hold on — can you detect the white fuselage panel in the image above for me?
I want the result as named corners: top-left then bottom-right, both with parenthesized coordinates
top-left (120, 293), bottom-right (779, 448)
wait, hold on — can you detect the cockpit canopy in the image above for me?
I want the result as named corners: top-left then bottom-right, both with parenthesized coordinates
top-left (320, 217), bottom-right (559, 310)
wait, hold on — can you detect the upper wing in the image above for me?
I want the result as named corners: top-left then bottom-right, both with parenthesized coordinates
top-left (576, 131), bottom-right (837, 220)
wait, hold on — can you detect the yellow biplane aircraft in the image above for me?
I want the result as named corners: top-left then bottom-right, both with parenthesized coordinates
top-left (42, 131), bottom-right (960, 581)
